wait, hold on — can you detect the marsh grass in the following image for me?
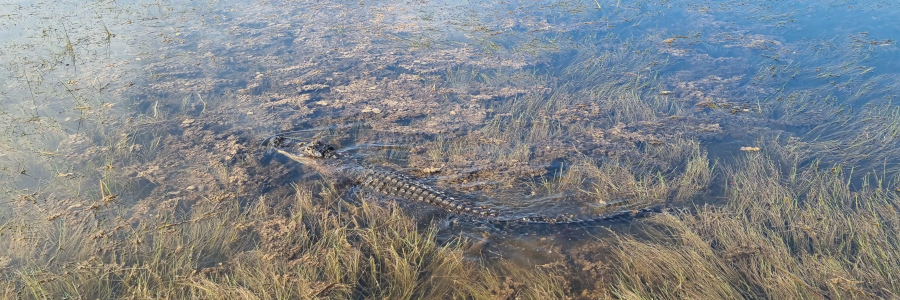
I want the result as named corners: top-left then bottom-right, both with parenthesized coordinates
top-left (598, 140), bottom-right (900, 299)
top-left (594, 141), bottom-right (708, 206)
top-left (515, 135), bottom-right (711, 210)
top-left (421, 52), bottom-right (703, 212)
top-left (802, 102), bottom-right (900, 170)
top-left (3, 172), bottom-right (585, 299)
top-left (6, 1), bottom-right (900, 299)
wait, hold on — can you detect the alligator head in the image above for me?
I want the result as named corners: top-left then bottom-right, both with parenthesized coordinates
top-left (266, 137), bottom-right (341, 166)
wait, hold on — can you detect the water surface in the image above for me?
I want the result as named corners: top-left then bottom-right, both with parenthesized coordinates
top-left (2, 0), bottom-right (899, 298)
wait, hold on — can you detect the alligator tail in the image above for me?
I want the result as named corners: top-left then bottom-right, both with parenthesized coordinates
top-left (493, 206), bottom-right (662, 226)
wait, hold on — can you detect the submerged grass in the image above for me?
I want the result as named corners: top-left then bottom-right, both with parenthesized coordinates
top-left (4, 1), bottom-right (900, 299)
top-left (804, 101), bottom-right (900, 171)
top-left (543, 137), bottom-right (712, 207)
top-left (0, 175), bottom-right (580, 299)
top-left (599, 141), bottom-right (900, 299)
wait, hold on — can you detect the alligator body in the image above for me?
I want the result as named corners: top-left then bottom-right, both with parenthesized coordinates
top-left (263, 136), bottom-right (659, 225)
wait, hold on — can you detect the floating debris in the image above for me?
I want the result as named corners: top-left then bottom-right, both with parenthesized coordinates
top-left (361, 107), bottom-right (382, 113)
top-left (421, 167), bottom-right (441, 174)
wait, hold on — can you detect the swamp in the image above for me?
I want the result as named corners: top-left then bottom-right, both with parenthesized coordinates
top-left (1, 0), bottom-right (899, 299)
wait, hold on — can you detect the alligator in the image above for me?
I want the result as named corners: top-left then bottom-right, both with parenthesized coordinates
top-left (262, 135), bottom-right (660, 225)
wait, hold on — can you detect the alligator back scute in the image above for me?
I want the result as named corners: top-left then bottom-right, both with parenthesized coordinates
top-left (360, 168), bottom-right (500, 218)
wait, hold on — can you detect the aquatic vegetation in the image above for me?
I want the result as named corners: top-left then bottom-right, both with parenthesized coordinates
top-left (1, 183), bottom-right (480, 298)
top-left (3, 0), bottom-right (900, 298)
top-left (602, 142), bottom-right (900, 298)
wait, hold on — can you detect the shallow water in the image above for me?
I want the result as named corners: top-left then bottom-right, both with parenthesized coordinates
top-left (2, 0), bottom-right (899, 297)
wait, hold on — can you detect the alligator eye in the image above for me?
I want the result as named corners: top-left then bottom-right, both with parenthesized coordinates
top-left (270, 136), bottom-right (285, 147)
